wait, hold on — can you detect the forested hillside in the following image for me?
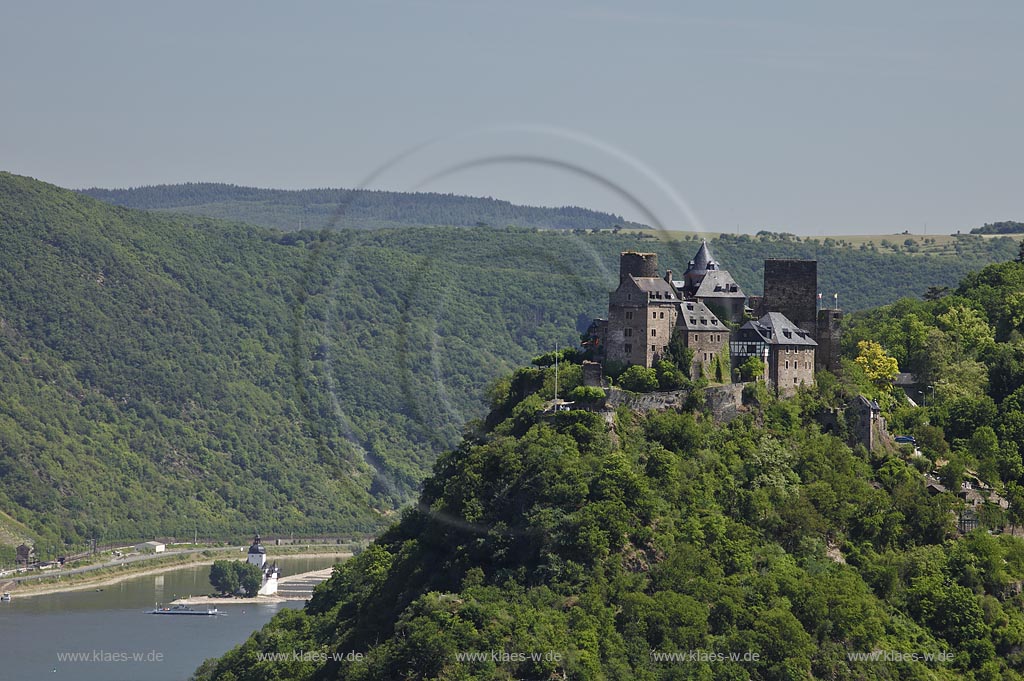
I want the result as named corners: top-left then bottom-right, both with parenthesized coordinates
top-left (0, 173), bottom-right (640, 551)
top-left (81, 183), bottom-right (1019, 312)
top-left (79, 183), bottom-right (646, 232)
top-left (193, 274), bottom-right (1024, 680)
top-left (1, 171), bottom-right (1019, 556)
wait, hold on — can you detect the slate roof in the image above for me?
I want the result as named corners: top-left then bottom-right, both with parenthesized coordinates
top-left (628, 275), bottom-right (678, 299)
top-left (677, 300), bottom-right (725, 331)
top-left (685, 239), bottom-right (718, 275)
top-left (739, 312), bottom-right (817, 346)
top-left (694, 270), bottom-right (746, 299)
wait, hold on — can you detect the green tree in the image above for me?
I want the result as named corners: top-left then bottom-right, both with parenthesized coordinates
top-left (210, 560), bottom-right (240, 595)
top-left (738, 356), bottom-right (765, 382)
top-left (654, 360), bottom-right (686, 390)
top-left (237, 562), bottom-right (263, 597)
top-left (666, 329), bottom-right (694, 377)
top-left (854, 340), bottom-right (900, 389)
top-left (937, 305), bottom-right (995, 356)
top-left (618, 365), bottom-right (659, 392)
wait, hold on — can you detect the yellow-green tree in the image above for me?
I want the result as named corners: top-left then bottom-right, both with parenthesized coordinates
top-left (855, 340), bottom-right (900, 389)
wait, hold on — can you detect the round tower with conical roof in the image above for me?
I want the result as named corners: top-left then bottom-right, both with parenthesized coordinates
top-left (682, 239), bottom-right (718, 295)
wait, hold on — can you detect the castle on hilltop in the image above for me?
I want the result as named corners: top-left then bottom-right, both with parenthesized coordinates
top-left (587, 240), bottom-right (842, 394)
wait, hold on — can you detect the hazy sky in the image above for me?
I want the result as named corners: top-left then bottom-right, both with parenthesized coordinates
top-left (2, 1), bottom-right (1021, 234)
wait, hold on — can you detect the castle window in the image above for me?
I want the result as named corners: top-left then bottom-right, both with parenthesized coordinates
top-left (660, 312), bottom-right (665, 319)
top-left (794, 377), bottom-right (799, 384)
top-left (704, 353), bottom-right (708, 361)
top-left (651, 329), bottom-right (656, 337)
top-left (625, 328), bottom-right (632, 337)
top-left (652, 345), bottom-right (656, 352)
top-left (653, 311), bottom-right (657, 319)
top-left (785, 360), bottom-right (789, 369)
top-left (691, 334), bottom-right (697, 343)
top-left (690, 317), bottom-right (696, 324)
top-left (625, 343), bottom-right (632, 353)
top-left (625, 311), bottom-right (633, 320)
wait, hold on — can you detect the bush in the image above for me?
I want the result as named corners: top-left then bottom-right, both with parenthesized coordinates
top-left (568, 386), bottom-right (606, 404)
top-left (210, 560), bottom-right (264, 597)
top-left (618, 365), bottom-right (659, 392)
top-left (738, 356), bottom-right (765, 382)
top-left (654, 360), bottom-right (687, 390)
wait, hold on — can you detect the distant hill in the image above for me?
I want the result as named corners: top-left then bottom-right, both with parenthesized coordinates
top-left (78, 183), bottom-right (648, 232)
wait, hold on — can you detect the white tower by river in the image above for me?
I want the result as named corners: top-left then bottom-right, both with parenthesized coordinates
top-left (246, 533), bottom-right (279, 596)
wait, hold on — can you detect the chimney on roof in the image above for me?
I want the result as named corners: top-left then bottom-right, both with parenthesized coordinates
top-left (664, 269), bottom-right (672, 286)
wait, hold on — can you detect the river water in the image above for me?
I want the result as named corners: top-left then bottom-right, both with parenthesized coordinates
top-left (0, 555), bottom-right (344, 681)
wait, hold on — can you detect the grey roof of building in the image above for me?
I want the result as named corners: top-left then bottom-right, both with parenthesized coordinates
top-left (677, 300), bottom-right (725, 331)
top-left (629, 275), bottom-right (678, 298)
top-left (739, 312), bottom-right (817, 346)
top-left (853, 395), bottom-right (881, 411)
top-left (685, 239), bottom-right (718, 275)
top-left (694, 270), bottom-right (746, 299)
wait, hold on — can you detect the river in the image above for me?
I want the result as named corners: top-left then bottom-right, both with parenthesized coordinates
top-left (0, 555), bottom-right (344, 681)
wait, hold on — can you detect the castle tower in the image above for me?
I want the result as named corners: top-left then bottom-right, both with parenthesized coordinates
top-left (246, 533), bottom-right (266, 569)
top-left (619, 251), bottom-right (659, 283)
top-left (681, 240), bottom-right (746, 323)
top-left (681, 239), bottom-right (718, 296)
top-left (816, 309), bottom-right (843, 373)
top-left (762, 259), bottom-right (817, 338)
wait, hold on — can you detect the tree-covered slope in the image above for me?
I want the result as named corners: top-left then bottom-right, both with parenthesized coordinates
top-left (0, 173), bottom-right (637, 550)
top-left (193, 354), bottom-right (1024, 680)
top-left (0, 173), bottom-right (384, 547)
top-left (2, 171), bottom-right (1019, 555)
top-left (78, 183), bottom-right (647, 232)
top-left (80, 183), bottom-right (1020, 312)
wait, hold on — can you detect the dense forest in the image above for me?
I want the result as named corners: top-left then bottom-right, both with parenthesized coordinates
top-left (78, 183), bottom-right (648, 232)
top-left (0, 172), bottom-right (1020, 557)
top-left (194, 254), bottom-right (1024, 680)
top-left (971, 221), bottom-right (1024, 235)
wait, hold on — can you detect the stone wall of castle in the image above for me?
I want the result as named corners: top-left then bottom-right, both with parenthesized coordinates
top-left (771, 346), bottom-right (815, 395)
top-left (687, 332), bottom-right (729, 380)
top-left (619, 252), bottom-right (659, 282)
top-left (762, 259), bottom-right (817, 336)
top-left (816, 309), bottom-right (843, 373)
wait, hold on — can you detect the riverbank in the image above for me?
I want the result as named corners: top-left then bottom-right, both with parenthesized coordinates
top-left (4, 552), bottom-right (351, 599)
top-left (171, 567), bottom-right (337, 605)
